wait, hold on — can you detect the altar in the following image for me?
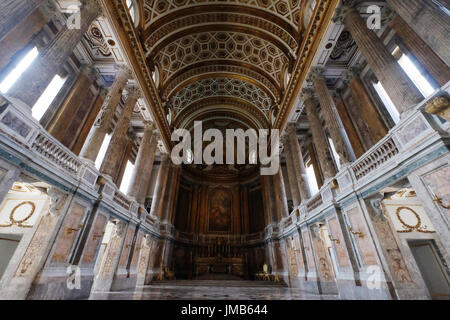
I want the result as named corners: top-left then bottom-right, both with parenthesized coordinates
top-left (194, 256), bottom-right (246, 278)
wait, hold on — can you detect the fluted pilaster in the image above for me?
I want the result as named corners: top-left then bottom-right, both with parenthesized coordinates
top-left (287, 123), bottom-right (311, 201)
top-left (274, 166), bottom-right (289, 219)
top-left (160, 163), bottom-right (181, 223)
top-left (283, 140), bottom-right (301, 207)
top-left (309, 68), bottom-right (352, 165)
top-left (345, 68), bottom-right (388, 144)
top-left (80, 65), bottom-right (132, 162)
top-left (100, 85), bottom-right (141, 179)
top-left (137, 131), bottom-right (159, 205)
top-left (149, 155), bottom-right (171, 219)
top-left (127, 121), bottom-right (155, 201)
top-left (302, 89), bottom-right (337, 180)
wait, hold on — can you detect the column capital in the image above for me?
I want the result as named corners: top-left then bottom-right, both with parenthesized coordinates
top-left (143, 120), bottom-right (155, 131)
top-left (154, 129), bottom-right (162, 140)
top-left (301, 88), bottom-right (315, 102)
top-left (332, 0), bottom-right (362, 24)
top-left (343, 66), bottom-right (361, 84)
top-left (82, 0), bottom-right (103, 16)
top-left (286, 122), bottom-right (297, 135)
top-left (115, 64), bottom-right (133, 80)
top-left (308, 67), bottom-right (324, 83)
top-left (125, 85), bottom-right (142, 99)
top-left (80, 64), bottom-right (97, 81)
top-left (98, 86), bottom-right (108, 98)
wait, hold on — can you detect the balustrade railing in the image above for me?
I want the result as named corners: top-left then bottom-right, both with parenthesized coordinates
top-left (31, 133), bottom-right (82, 176)
top-left (351, 137), bottom-right (399, 180)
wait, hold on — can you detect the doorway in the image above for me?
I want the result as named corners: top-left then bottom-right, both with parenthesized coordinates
top-left (0, 234), bottom-right (22, 280)
top-left (409, 240), bottom-right (450, 300)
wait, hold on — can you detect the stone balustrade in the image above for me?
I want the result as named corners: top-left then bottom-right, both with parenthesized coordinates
top-left (0, 94), bottom-right (147, 231)
top-left (31, 132), bottom-right (82, 175)
top-left (352, 137), bottom-right (399, 180)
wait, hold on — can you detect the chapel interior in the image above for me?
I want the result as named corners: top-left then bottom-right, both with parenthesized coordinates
top-left (0, 0), bottom-right (449, 300)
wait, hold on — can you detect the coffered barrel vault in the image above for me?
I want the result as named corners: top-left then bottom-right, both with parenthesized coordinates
top-left (100, 0), bottom-right (328, 144)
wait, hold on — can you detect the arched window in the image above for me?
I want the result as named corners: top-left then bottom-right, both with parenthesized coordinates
top-left (126, 0), bottom-right (139, 26)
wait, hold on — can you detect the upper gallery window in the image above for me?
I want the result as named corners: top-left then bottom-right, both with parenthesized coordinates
top-left (119, 160), bottom-right (135, 194)
top-left (32, 74), bottom-right (67, 121)
top-left (126, 0), bottom-right (139, 26)
top-left (392, 46), bottom-right (436, 98)
top-left (327, 136), bottom-right (341, 171)
top-left (95, 134), bottom-right (112, 170)
top-left (373, 81), bottom-right (400, 124)
top-left (306, 162), bottom-right (319, 195)
top-left (0, 47), bottom-right (39, 94)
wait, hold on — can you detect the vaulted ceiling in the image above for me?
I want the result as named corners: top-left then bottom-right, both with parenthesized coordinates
top-left (139, 0), bottom-right (310, 132)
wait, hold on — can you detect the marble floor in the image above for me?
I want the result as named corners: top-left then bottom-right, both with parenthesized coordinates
top-left (90, 280), bottom-right (339, 300)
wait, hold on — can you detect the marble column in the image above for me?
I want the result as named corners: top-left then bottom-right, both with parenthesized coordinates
top-left (334, 4), bottom-right (423, 114)
top-left (7, 0), bottom-right (101, 107)
top-left (310, 68), bottom-right (353, 165)
top-left (273, 167), bottom-right (289, 219)
top-left (137, 132), bottom-right (159, 205)
top-left (302, 89), bottom-right (337, 181)
top-left (287, 123), bottom-right (311, 201)
top-left (79, 65), bottom-right (132, 162)
top-left (127, 121), bottom-right (155, 200)
top-left (0, 0), bottom-right (43, 42)
top-left (149, 155), bottom-right (171, 219)
top-left (0, 7), bottom-right (49, 72)
top-left (386, 0), bottom-right (450, 67)
top-left (345, 68), bottom-right (388, 144)
top-left (391, 15), bottom-right (450, 86)
top-left (47, 65), bottom-right (96, 142)
top-left (282, 141), bottom-right (301, 207)
top-left (100, 86), bottom-right (140, 180)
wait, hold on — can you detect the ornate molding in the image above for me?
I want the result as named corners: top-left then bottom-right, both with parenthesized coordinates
top-left (425, 93), bottom-right (450, 121)
top-left (274, 0), bottom-right (336, 130)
